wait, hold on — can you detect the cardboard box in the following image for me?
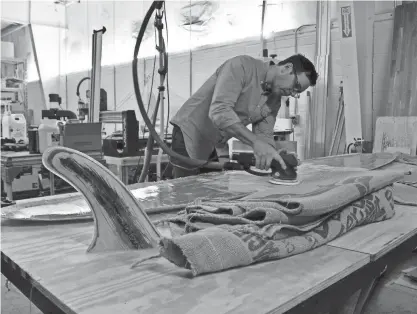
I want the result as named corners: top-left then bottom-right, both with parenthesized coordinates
top-left (61, 122), bottom-right (102, 152)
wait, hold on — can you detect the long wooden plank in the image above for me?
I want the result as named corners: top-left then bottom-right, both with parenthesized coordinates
top-left (337, 1), bottom-right (363, 147)
top-left (310, 0), bottom-right (331, 158)
top-left (1, 220), bottom-right (369, 314)
top-left (387, 2), bottom-right (417, 117)
top-left (329, 204), bottom-right (417, 260)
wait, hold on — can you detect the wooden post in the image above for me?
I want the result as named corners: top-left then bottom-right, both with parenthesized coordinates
top-left (310, 0), bottom-right (331, 158)
top-left (337, 1), bottom-right (363, 148)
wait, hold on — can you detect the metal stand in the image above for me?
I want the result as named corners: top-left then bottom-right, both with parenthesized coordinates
top-left (260, 0), bottom-right (268, 61)
top-left (89, 27), bottom-right (106, 123)
top-left (154, 3), bottom-right (167, 180)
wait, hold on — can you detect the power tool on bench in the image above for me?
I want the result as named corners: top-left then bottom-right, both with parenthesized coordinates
top-left (224, 150), bottom-right (300, 185)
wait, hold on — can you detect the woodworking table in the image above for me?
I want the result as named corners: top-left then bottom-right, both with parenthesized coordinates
top-left (1, 151), bottom-right (104, 200)
top-left (1, 154), bottom-right (417, 314)
top-left (104, 154), bottom-right (170, 184)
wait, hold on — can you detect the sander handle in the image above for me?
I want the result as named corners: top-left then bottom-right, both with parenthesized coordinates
top-left (227, 151), bottom-right (298, 176)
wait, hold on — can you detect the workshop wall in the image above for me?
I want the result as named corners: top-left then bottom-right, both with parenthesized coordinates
top-left (2, 1), bottom-right (402, 155)
top-left (1, 0), bottom-right (66, 27)
top-left (62, 0), bottom-right (341, 157)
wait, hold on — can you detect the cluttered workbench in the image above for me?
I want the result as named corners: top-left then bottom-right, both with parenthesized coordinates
top-left (1, 150), bottom-right (104, 200)
top-left (1, 152), bottom-right (417, 314)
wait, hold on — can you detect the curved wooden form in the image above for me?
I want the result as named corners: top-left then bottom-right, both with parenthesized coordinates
top-left (42, 147), bottom-right (161, 253)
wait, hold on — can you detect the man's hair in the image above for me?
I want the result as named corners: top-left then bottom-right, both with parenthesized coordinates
top-left (278, 54), bottom-right (318, 86)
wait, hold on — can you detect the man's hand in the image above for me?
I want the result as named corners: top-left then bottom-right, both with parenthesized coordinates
top-left (277, 148), bottom-right (301, 170)
top-left (253, 140), bottom-right (287, 170)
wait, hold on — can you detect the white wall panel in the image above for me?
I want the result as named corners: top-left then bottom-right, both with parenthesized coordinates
top-left (372, 17), bottom-right (394, 132)
top-left (65, 1), bottom-right (90, 73)
top-left (30, 1), bottom-right (66, 27)
top-left (164, 53), bottom-right (191, 131)
top-left (87, 1), bottom-right (115, 67)
top-left (374, 1), bottom-right (395, 14)
top-left (113, 1), bottom-right (145, 64)
top-left (114, 60), bottom-right (145, 132)
top-left (101, 66), bottom-right (116, 110)
top-left (373, 19), bottom-right (394, 52)
top-left (1, 0), bottom-right (29, 24)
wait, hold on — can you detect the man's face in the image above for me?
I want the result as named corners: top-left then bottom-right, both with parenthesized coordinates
top-left (274, 63), bottom-right (311, 97)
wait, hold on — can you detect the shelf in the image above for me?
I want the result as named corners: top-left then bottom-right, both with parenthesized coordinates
top-left (1, 57), bottom-right (26, 65)
top-left (3, 77), bottom-right (24, 83)
top-left (1, 88), bottom-right (21, 93)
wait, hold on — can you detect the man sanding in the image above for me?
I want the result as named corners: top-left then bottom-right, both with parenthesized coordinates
top-left (169, 54), bottom-right (318, 178)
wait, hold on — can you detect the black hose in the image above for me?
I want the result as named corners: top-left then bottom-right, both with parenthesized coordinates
top-left (346, 143), bottom-right (354, 154)
top-left (132, 0), bottom-right (223, 170)
top-left (76, 77), bottom-right (90, 97)
top-left (137, 8), bottom-right (167, 182)
top-left (137, 93), bottom-right (160, 183)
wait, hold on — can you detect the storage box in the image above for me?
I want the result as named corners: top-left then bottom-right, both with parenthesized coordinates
top-left (1, 42), bottom-right (15, 58)
top-left (61, 122), bottom-right (102, 152)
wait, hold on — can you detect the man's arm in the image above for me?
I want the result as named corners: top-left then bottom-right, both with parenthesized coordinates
top-left (252, 97), bottom-right (281, 148)
top-left (252, 115), bottom-right (277, 147)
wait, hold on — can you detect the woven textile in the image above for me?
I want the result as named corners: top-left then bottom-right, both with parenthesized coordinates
top-left (156, 169), bottom-right (405, 276)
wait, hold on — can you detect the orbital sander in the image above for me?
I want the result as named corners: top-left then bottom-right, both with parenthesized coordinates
top-left (225, 150), bottom-right (300, 185)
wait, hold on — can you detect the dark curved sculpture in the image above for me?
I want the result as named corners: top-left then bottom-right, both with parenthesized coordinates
top-left (42, 146), bottom-right (161, 253)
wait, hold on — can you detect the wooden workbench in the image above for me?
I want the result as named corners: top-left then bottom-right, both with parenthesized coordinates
top-left (1, 154), bottom-right (417, 314)
top-left (104, 154), bottom-right (170, 184)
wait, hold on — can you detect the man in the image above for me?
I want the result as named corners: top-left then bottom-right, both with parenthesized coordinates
top-left (169, 53), bottom-right (318, 178)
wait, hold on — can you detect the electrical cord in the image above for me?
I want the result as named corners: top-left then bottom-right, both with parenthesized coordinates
top-left (132, 1), bottom-right (223, 172)
top-left (137, 93), bottom-right (161, 182)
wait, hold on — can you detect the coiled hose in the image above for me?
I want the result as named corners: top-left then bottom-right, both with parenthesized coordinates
top-left (132, 0), bottom-right (223, 180)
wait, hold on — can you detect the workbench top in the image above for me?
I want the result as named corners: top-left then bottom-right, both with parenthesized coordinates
top-left (2, 153), bottom-right (417, 314)
top-left (2, 219), bottom-right (371, 314)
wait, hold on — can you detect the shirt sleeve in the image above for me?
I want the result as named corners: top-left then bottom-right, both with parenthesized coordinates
top-left (208, 57), bottom-right (246, 130)
top-left (252, 101), bottom-right (281, 147)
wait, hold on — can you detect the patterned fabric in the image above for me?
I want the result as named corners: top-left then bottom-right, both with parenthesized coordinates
top-left (156, 169), bottom-right (404, 276)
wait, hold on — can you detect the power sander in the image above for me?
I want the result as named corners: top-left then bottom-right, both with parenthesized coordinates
top-left (224, 150), bottom-right (300, 185)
